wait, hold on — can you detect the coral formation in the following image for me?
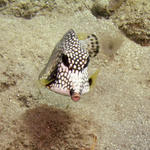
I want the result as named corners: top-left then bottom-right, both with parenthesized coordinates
top-left (0, 0), bottom-right (56, 19)
top-left (0, 0), bottom-right (15, 7)
top-left (0, 0), bottom-right (7, 7)
top-left (53, 0), bottom-right (93, 15)
top-left (0, 0), bottom-right (94, 18)
top-left (91, 0), bottom-right (150, 46)
top-left (111, 0), bottom-right (150, 46)
top-left (107, 0), bottom-right (125, 12)
top-left (91, 0), bottom-right (125, 18)
top-left (91, 0), bottom-right (110, 19)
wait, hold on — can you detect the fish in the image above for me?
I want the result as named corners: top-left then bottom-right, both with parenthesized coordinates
top-left (38, 29), bottom-right (99, 102)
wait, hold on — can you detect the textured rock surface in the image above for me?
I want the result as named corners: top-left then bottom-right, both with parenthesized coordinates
top-left (0, 0), bottom-right (93, 18)
top-left (0, 0), bottom-right (150, 149)
top-left (111, 0), bottom-right (150, 46)
top-left (91, 0), bottom-right (125, 18)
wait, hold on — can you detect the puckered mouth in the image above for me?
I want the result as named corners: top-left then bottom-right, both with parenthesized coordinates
top-left (71, 93), bottom-right (80, 102)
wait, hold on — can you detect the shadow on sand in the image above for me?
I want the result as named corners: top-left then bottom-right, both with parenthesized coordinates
top-left (22, 104), bottom-right (99, 150)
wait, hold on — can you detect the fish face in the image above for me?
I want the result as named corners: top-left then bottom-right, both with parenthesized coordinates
top-left (39, 29), bottom-right (90, 101)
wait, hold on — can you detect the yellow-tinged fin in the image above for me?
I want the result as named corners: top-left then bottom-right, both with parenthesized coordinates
top-left (90, 134), bottom-right (97, 150)
top-left (77, 33), bottom-right (89, 40)
top-left (88, 70), bottom-right (100, 89)
top-left (39, 78), bottom-right (54, 86)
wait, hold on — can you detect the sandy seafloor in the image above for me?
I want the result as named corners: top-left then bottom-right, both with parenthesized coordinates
top-left (0, 8), bottom-right (150, 150)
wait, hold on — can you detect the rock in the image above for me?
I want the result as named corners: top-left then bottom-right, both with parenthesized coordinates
top-left (91, 0), bottom-right (125, 18)
top-left (111, 0), bottom-right (150, 46)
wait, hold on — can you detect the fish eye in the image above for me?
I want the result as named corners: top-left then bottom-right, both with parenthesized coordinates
top-left (62, 54), bottom-right (69, 67)
top-left (83, 56), bottom-right (90, 68)
top-left (70, 89), bottom-right (74, 96)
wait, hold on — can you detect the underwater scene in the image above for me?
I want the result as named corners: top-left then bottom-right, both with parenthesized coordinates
top-left (0, 0), bottom-right (150, 149)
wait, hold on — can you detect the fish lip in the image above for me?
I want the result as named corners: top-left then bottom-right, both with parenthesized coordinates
top-left (71, 93), bottom-right (80, 102)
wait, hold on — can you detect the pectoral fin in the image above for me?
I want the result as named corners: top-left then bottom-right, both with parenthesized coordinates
top-left (88, 70), bottom-right (100, 89)
top-left (39, 78), bottom-right (54, 86)
top-left (77, 33), bottom-right (89, 40)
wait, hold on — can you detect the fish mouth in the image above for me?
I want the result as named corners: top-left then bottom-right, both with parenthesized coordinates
top-left (71, 93), bottom-right (80, 102)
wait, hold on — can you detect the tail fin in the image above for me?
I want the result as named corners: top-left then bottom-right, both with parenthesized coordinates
top-left (78, 33), bottom-right (100, 57)
top-left (86, 34), bottom-right (100, 57)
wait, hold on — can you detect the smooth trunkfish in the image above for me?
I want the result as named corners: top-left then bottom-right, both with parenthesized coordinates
top-left (39, 29), bottom-right (99, 102)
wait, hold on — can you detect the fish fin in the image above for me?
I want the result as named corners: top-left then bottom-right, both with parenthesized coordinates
top-left (39, 78), bottom-right (54, 86)
top-left (88, 70), bottom-right (100, 89)
top-left (78, 33), bottom-right (100, 58)
top-left (90, 134), bottom-right (97, 150)
top-left (86, 34), bottom-right (100, 57)
top-left (77, 33), bottom-right (89, 40)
